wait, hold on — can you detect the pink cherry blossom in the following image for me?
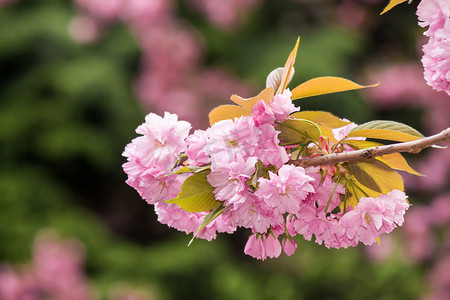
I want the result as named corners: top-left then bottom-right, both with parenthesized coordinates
top-left (251, 99), bottom-right (276, 126)
top-left (244, 233), bottom-right (265, 260)
top-left (256, 164), bottom-right (315, 215)
top-left (204, 117), bottom-right (259, 169)
top-left (254, 123), bottom-right (289, 168)
top-left (332, 122), bottom-right (358, 141)
top-left (186, 129), bottom-right (211, 166)
top-left (122, 113), bottom-right (191, 204)
top-left (282, 237), bottom-right (297, 256)
top-left (270, 89), bottom-right (299, 122)
top-left (417, 0), bottom-right (450, 95)
top-left (244, 232), bottom-right (282, 260)
top-left (251, 89), bottom-right (298, 126)
top-left (263, 234), bottom-right (282, 259)
top-left (207, 156), bottom-right (257, 205)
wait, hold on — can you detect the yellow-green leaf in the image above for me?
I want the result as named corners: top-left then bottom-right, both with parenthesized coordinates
top-left (340, 177), bottom-right (382, 211)
top-left (209, 105), bottom-right (251, 126)
top-left (346, 159), bottom-right (404, 194)
top-left (380, 0), bottom-right (409, 15)
top-left (317, 125), bottom-right (337, 143)
top-left (166, 172), bottom-right (221, 213)
top-left (276, 118), bottom-right (321, 145)
top-left (174, 165), bottom-right (211, 174)
top-left (291, 111), bottom-right (351, 128)
top-left (344, 140), bottom-right (422, 176)
top-left (377, 153), bottom-right (422, 176)
top-left (188, 204), bottom-right (228, 246)
top-left (291, 77), bottom-right (378, 100)
top-left (278, 37), bottom-right (299, 94)
top-left (348, 120), bottom-right (423, 142)
top-left (230, 87), bottom-right (274, 110)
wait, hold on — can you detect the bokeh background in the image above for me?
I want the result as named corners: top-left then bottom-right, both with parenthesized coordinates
top-left (0, 0), bottom-right (449, 299)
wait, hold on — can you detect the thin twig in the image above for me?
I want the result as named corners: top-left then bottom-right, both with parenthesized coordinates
top-left (291, 127), bottom-right (450, 168)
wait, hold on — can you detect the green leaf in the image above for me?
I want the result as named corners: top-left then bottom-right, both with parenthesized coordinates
top-left (348, 120), bottom-right (423, 142)
top-left (291, 111), bottom-right (351, 128)
top-left (188, 204), bottom-right (228, 246)
top-left (250, 160), bottom-right (267, 188)
top-left (345, 159), bottom-right (404, 194)
top-left (166, 171), bottom-right (221, 213)
top-left (276, 118), bottom-right (321, 145)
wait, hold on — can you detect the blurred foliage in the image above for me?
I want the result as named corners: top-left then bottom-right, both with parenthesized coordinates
top-left (0, 1), bottom-right (434, 300)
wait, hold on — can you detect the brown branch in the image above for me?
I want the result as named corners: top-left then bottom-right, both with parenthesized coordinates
top-left (292, 127), bottom-right (450, 168)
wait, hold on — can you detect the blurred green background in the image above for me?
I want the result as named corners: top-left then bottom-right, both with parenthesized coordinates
top-left (0, 1), bottom-right (448, 299)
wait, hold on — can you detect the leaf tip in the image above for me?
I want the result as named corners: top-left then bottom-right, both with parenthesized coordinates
top-left (187, 236), bottom-right (195, 247)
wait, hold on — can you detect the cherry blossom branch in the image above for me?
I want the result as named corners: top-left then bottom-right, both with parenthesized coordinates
top-left (292, 127), bottom-right (450, 168)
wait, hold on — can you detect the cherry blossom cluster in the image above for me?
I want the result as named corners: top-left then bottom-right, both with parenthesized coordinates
top-left (122, 89), bottom-right (410, 260)
top-left (417, 0), bottom-right (450, 96)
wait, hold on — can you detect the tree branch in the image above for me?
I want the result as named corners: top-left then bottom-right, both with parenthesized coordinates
top-left (292, 127), bottom-right (450, 168)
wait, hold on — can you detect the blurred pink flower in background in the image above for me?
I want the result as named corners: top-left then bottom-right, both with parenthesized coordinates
top-left (365, 58), bottom-right (449, 300)
top-left (364, 235), bottom-right (395, 262)
top-left (186, 0), bottom-right (262, 29)
top-left (73, 0), bottom-right (257, 128)
top-left (424, 254), bottom-right (450, 300)
top-left (365, 63), bottom-right (450, 192)
top-left (336, 1), bottom-right (366, 29)
top-left (0, 0), bottom-right (17, 6)
top-left (0, 232), bottom-right (93, 300)
top-left (68, 15), bottom-right (101, 44)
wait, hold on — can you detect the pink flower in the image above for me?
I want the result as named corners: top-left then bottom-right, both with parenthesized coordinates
top-left (186, 129), bottom-right (210, 166)
top-left (417, 0), bottom-right (450, 95)
top-left (251, 99), bottom-right (276, 126)
top-left (332, 122), bottom-right (358, 141)
top-left (270, 89), bottom-right (299, 122)
top-left (417, 0), bottom-right (450, 36)
top-left (244, 234), bottom-right (265, 260)
top-left (122, 113), bottom-right (191, 204)
top-left (251, 89), bottom-right (298, 126)
top-left (207, 156), bottom-right (257, 205)
top-left (304, 169), bottom-right (345, 212)
top-left (282, 238), bottom-right (297, 256)
top-left (135, 112), bottom-right (191, 166)
top-left (264, 234), bottom-right (282, 259)
top-left (205, 117), bottom-right (259, 169)
top-left (421, 38), bottom-right (450, 95)
top-left (292, 189), bottom-right (409, 249)
top-left (256, 164), bottom-right (315, 215)
top-left (254, 123), bottom-right (289, 168)
top-left (244, 233), bottom-right (282, 260)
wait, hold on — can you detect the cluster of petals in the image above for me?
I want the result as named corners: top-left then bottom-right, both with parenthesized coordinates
top-left (123, 91), bottom-right (411, 260)
top-left (291, 189), bottom-right (410, 249)
top-left (417, 0), bottom-right (450, 95)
